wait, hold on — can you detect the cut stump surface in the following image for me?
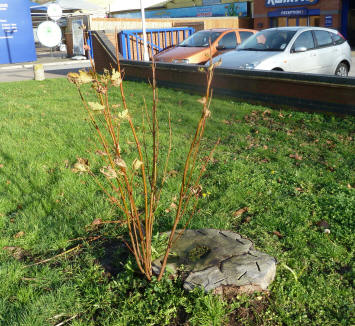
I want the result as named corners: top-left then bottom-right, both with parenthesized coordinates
top-left (152, 229), bottom-right (276, 293)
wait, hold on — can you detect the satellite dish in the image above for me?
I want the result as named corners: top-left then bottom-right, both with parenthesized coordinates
top-left (37, 21), bottom-right (62, 48)
top-left (47, 3), bottom-right (62, 21)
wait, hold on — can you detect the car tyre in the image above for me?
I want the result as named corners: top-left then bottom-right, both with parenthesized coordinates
top-left (335, 62), bottom-right (349, 77)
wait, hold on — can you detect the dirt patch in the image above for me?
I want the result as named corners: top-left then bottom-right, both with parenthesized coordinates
top-left (228, 294), bottom-right (270, 326)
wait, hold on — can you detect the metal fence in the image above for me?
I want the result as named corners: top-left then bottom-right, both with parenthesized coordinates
top-left (119, 27), bottom-right (194, 60)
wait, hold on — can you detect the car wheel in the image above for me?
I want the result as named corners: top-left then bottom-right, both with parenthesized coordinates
top-left (335, 62), bottom-right (349, 77)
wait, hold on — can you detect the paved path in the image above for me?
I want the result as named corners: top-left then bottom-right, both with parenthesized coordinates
top-left (0, 61), bottom-right (91, 83)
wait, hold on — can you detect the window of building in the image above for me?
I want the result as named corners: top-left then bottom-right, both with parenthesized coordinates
top-left (309, 16), bottom-right (320, 26)
top-left (269, 16), bottom-right (309, 28)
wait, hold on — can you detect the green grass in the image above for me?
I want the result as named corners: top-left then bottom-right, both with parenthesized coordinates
top-left (0, 78), bottom-right (354, 326)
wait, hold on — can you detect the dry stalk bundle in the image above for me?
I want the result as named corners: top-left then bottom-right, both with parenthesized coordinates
top-left (67, 39), bottom-right (220, 281)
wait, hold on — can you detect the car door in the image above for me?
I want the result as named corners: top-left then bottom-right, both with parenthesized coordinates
top-left (286, 30), bottom-right (320, 73)
top-left (313, 30), bottom-right (336, 74)
top-left (215, 32), bottom-right (238, 56)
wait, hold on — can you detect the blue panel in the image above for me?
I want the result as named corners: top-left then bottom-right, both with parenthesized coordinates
top-left (341, 0), bottom-right (349, 38)
top-left (265, 0), bottom-right (319, 8)
top-left (114, 2), bottom-right (248, 19)
top-left (268, 7), bottom-right (320, 17)
top-left (0, 0), bottom-right (37, 64)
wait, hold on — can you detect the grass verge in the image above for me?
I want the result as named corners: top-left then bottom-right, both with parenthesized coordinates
top-left (0, 78), bottom-right (354, 325)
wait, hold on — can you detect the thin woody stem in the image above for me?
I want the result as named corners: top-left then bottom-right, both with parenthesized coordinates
top-left (157, 63), bottom-right (215, 281)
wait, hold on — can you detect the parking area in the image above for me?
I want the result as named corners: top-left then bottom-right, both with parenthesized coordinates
top-left (0, 53), bottom-right (354, 82)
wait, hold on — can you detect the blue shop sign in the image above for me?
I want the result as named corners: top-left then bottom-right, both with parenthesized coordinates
top-left (268, 7), bottom-right (308, 17)
top-left (265, 0), bottom-right (319, 8)
top-left (268, 7), bottom-right (320, 17)
top-left (325, 15), bottom-right (333, 27)
top-left (0, 0), bottom-right (36, 64)
top-left (114, 2), bottom-right (248, 19)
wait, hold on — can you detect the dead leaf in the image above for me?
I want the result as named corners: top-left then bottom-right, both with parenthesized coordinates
top-left (72, 158), bottom-right (90, 173)
top-left (295, 187), bottom-right (304, 192)
top-left (6, 180), bottom-right (11, 185)
top-left (100, 166), bottom-right (118, 179)
top-left (242, 216), bottom-right (252, 224)
top-left (14, 231), bottom-right (25, 238)
top-left (168, 170), bottom-right (178, 177)
top-left (262, 109), bottom-right (271, 116)
top-left (197, 97), bottom-right (207, 105)
top-left (233, 207), bottom-right (248, 217)
top-left (91, 218), bottom-right (103, 226)
top-left (272, 230), bottom-right (283, 239)
top-left (0, 164), bottom-right (3, 168)
top-left (190, 185), bottom-right (203, 196)
top-left (95, 150), bottom-right (107, 156)
top-left (222, 119), bottom-right (232, 125)
top-left (2, 246), bottom-right (29, 260)
top-left (165, 201), bottom-right (177, 213)
top-left (263, 145), bottom-right (268, 150)
top-left (278, 112), bottom-right (284, 118)
top-left (347, 184), bottom-right (353, 189)
top-left (289, 153), bottom-right (303, 161)
top-left (64, 160), bottom-right (69, 168)
top-left (114, 157), bottom-right (127, 170)
top-left (132, 158), bottom-right (143, 170)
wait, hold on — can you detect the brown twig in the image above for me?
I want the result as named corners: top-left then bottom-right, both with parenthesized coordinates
top-left (24, 236), bottom-right (101, 268)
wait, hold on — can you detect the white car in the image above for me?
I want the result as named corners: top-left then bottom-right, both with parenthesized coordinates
top-left (210, 27), bottom-right (352, 76)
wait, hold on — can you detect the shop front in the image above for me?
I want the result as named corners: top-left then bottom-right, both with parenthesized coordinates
top-left (253, 0), bottom-right (353, 41)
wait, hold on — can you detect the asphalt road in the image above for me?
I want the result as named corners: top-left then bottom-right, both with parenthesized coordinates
top-left (0, 57), bottom-right (354, 82)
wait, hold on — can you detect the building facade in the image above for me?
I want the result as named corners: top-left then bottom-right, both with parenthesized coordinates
top-left (253, 0), bottom-right (355, 45)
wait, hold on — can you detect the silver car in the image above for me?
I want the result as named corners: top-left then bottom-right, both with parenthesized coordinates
top-left (211, 27), bottom-right (352, 76)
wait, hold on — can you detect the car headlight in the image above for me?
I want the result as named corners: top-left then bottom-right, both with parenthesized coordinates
top-left (172, 59), bottom-right (189, 64)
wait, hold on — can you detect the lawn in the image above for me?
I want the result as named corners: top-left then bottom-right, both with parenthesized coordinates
top-left (0, 77), bottom-right (354, 326)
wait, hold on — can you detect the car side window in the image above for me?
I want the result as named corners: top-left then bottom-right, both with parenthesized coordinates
top-left (314, 30), bottom-right (333, 48)
top-left (291, 31), bottom-right (315, 52)
top-left (331, 32), bottom-right (345, 45)
top-left (239, 31), bottom-right (254, 43)
top-left (217, 32), bottom-right (237, 49)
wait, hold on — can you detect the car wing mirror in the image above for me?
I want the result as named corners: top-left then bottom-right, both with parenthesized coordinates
top-left (293, 46), bottom-right (307, 53)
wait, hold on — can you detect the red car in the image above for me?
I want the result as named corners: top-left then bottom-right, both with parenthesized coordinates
top-left (154, 28), bottom-right (257, 64)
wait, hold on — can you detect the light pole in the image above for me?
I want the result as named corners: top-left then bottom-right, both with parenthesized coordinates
top-left (140, 0), bottom-right (149, 61)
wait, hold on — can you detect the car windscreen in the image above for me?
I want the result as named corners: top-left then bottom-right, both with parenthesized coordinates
top-left (179, 31), bottom-right (222, 47)
top-left (238, 29), bottom-right (297, 51)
